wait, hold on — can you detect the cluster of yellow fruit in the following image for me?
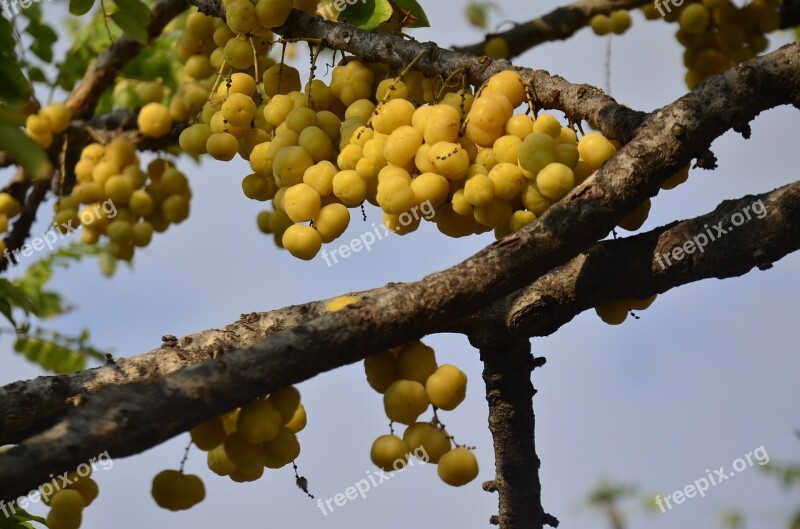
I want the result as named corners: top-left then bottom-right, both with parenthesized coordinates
top-left (41, 469), bottom-right (100, 529)
top-left (24, 103), bottom-right (73, 149)
top-left (60, 137), bottom-right (191, 260)
top-left (590, 10), bottom-right (633, 35)
top-left (176, 53), bottom-right (659, 259)
top-left (640, 0), bottom-right (781, 88)
top-left (364, 339), bottom-right (479, 487)
top-left (0, 192), bottom-right (23, 255)
top-left (187, 387), bottom-right (306, 482)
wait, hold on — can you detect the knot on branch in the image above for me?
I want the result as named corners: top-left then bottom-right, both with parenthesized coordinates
top-left (544, 512), bottom-right (561, 527)
top-left (482, 479), bottom-right (498, 492)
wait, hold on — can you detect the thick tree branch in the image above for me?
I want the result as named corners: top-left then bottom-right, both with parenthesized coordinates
top-left (506, 181), bottom-right (800, 336)
top-left (455, 0), bottom-right (800, 59)
top-left (474, 329), bottom-right (555, 529)
top-left (454, 0), bottom-right (651, 58)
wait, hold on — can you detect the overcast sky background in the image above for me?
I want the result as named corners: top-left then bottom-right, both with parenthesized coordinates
top-left (1, 1), bottom-right (798, 528)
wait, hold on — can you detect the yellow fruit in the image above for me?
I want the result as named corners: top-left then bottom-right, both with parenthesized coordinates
top-left (577, 132), bottom-right (616, 170)
top-left (396, 341), bottom-right (438, 384)
top-left (268, 386), bottom-right (302, 423)
top-left (403, 422), bottom-right (451, 463)
top-left (151, 470), bottom-right (205, 511)
top-left (285, 404), bottom-right (307, 433)
top-left (284, 183), bottom-right (322, 222)
top-left (237, 400), bottom-right (283, 444)
top-left (190, 417), bottom-right (226, 450)
top-left (138, 103), bottom-right (173, 138)
top-left (282, 224), bottom-right (322, 260)
top-left (222, 93), bottom-right (257, 128)
top-left (536, 162), bottom-right (574, 200)
top-left (595, 300), bottom-right (630, 325)
top-left (370, 435), bottom-right (411, 471)
top-left (255, 0), bottom-right (292, 27)
top-left (425, 364), bottom-right (468, 411)
top-left (438, 447), bottom-right (479, 486)
top-left (484, 37), bottom-right (510, 59)
top-left (609, 9), bottom-right (632, 34)
top-left (313, 203), bottom-right (350, 243)
top-left (262, 428), bottom-right (301, 468)
top-left (41, 103), bottom-right (72, 133)
top-left (206, 132), bottom-right (239, 161)
top-left (364, 351), bottom-right (400, 393)
top-left (383, 380), bottom-right (429, 425)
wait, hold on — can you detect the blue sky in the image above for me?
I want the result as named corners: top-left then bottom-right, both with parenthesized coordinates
top-left (1, 1), bottom-right (799, 528)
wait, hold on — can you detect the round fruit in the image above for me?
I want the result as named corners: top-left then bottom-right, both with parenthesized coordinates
top-left (237, 400), bottom-right (283, 444)
top-left (425, 364), bottom-right (468, 411)
top-left (190, 417), bottom-right (226, 450)
top-left (438, 447), bottom-right (479, 487)
top-left (138, 103), bottom-right (173, 138)
top-left (281, 224), bottom-right (322, 260)
top-left (383, 380), bottom-right (430, 425)
top-left (403, 422), bottom-right (451, 463)
top-left (370, 434), bottom-right (411, 471)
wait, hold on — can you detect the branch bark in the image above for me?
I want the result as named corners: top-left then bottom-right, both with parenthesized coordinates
top-left (454, 0), bottom-right (652, 58)
top-left (474, 328), bottom-right (556, 529)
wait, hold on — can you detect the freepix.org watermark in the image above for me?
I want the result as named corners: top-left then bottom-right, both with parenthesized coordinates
top-left (654, 446), bottom-right (769, 513)
top-left (655, 199), bottom-right (767, 270)
top-left (1, 0), bottom-right (52, 20)
top-left (0, 450), bottom-right (113, 517)
top-left (317, 0), bottom-right (367, 20)
top-left (3, 199), bottom-right (117, 266)
top-left (320, 201), bottom-right (435, 267)
top-left (317, 445), bottom-right (429, 516)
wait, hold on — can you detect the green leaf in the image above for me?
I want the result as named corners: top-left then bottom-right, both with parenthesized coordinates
top-left (391, 0), bottom-right (430, 27)
top-left (14, 336), bottom-right (86, 373)
top-left (69, 0), bottom-right (96, 16)
top-left (0, 298), bottom-right (16, 328)
top-left (0, 279), bottom-right (38, 315)
top-left (110, 11), bottom-right (148, 44)
top-left (114, 0), bottom-right (150, 24)
top-left (0, 112), bottom-right (51, 180)
top-left (0, 16), bottom-right (16, 50)
top-left (0, 62), bottom-right (30, 105)
top-left (120, 36), bottom-right (181, 89)
top-left (27, 66), bottom-right (48, 84)
top-left (338, 0), bottom-right (393, 29)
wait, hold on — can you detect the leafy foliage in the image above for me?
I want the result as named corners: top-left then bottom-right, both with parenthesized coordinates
top-left (0, 244), bottom-right (109, 372)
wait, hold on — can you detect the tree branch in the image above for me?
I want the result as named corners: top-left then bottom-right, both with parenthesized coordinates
top-left (506, 181), bottom-right (800, 336)
top-left (455, 0), bottom-right (800, 59)
top-left (474, 329), bottom-right (556, 529)
top-left (454, 0), bottom-right (651, 58)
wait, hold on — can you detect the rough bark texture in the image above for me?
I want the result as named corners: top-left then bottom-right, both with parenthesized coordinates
top-left (474, 329), bottom-right (556, 529)
top-left (506, 181), bottom-right (800, 335)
